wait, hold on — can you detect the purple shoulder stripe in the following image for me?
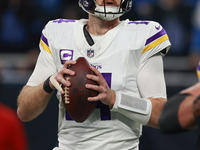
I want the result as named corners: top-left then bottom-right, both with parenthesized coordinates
top-left (41, 33), bottom-right (49, 46)
top-left (145, 28), bottom-right (167, 46)
top-left (197, 63), bottom-right (200, 71)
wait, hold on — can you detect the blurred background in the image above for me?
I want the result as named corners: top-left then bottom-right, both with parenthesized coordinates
top-left (0, 0), bottom-right (200, 149)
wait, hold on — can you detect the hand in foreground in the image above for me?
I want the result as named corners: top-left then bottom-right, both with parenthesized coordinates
top-left (49, 60), bottom-right (76, 94)
top-left (85, 66), bottom-right (116, 108)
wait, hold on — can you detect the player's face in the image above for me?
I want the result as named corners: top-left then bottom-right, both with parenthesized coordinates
top-left (96, 0), bottom-right (121, 7)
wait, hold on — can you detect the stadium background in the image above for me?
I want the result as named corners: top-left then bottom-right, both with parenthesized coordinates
top-left (0, 0), bottom-right (200, 149)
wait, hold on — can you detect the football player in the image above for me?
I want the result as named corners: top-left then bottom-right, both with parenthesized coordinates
top-left (17, 0), bottom-right (171, 149)
top-left (159, 62), bottom-right (200, 149)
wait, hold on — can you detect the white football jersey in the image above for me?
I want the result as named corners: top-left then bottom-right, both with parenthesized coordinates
top-left (29, 18), bottom-right (171, 150)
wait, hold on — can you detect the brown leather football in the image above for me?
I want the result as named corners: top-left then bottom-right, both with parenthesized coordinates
top-left (61, 57), bottom-right (98, 123)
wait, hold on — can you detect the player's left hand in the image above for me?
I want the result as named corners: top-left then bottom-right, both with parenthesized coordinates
top-left (86, 66), bottom-right (116, 108)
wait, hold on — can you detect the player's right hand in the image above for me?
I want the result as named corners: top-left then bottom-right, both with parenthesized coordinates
top-left (50, 60), bottom-right (76, 94)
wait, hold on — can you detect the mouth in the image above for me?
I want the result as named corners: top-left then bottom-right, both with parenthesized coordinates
top-left (105, 1), bottom-right (117, 6)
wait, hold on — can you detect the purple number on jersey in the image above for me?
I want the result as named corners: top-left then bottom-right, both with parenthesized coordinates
top-left (96, 73), bottom-right (111, 120)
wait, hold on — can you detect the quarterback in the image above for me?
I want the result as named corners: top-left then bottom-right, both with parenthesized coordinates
top-left (17, 0), bottom-right (171, 149)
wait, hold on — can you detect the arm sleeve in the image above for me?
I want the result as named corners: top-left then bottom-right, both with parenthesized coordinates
top-left (137, 53), bottom-right (167, 99)
top-left (111, 54), bottom-right (166, 125)
top-left (27, 20), bottom-right (57, 86)
top-left (26, 45), bottom-right (57, 86)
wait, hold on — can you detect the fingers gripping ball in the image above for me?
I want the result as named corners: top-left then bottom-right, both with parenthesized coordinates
top-left (61, 57), bottom-right (99, 123)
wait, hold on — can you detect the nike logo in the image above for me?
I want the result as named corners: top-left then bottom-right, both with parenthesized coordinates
top-left (155, 25), bottom-right (161, 30)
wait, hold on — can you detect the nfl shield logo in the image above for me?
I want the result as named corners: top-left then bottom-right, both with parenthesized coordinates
top-left (87, 49), bottom-right (94, 58)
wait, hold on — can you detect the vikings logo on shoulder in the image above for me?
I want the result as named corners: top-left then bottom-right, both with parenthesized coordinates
top-left (87, 49), bottom-right (94, 58)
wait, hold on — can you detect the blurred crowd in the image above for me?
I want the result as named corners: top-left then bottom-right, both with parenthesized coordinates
top-left (0, 0), bottom-right (200, 83)
top-left (0, 0), bottom-right (87, 53)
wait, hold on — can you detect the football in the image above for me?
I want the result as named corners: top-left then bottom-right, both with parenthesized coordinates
top-left (61, 57), bottom-right (99, 123)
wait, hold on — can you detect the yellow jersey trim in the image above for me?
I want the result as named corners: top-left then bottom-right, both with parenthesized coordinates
top-left (142, 35), bottom-right (169, 54)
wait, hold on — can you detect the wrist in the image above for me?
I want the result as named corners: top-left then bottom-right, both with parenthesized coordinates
top-left (109, 90), bottom-right (116, 109)
top-left (49, 78), bottom-right (56, 90)
top-left (43, 76), bottom-right (54, 93)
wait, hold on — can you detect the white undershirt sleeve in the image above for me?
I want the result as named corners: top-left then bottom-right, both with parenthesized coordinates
top-left (26, 49), bottom-right (57, 86)
top-left (137, 54), bottom-right (167, 99)
top-left (111, 54), bottom-right (166, 125)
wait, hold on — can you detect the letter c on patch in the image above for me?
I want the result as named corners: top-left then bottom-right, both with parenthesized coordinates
top-left (60, 49), bottom-right (74, 64)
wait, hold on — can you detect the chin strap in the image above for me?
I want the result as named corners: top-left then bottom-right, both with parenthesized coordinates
top-left (83, 24), bottom-right (94, 46)
top-left (103, 0), bottom-right (106, 17)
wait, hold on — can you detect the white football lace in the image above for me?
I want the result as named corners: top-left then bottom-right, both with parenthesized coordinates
top-left (64, 77), bottom-right (70, 104)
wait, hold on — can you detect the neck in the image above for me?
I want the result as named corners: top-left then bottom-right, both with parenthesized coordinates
top-left (86, 15), bottom-right (121, 36)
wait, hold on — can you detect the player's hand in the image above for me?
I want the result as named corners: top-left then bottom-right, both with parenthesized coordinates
top-left (86, 66), bottom-right (116, 108)
top-left (49, 60), bottom-right (76, 94)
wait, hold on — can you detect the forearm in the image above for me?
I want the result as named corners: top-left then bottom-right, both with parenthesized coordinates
top-left (147, 97), bottom-right (167, 128)
top-left (17, 84), bottom-right (53, 122)
top-left (178, 95), bottom-right (197, 129)
top-left (137, 54), bottom-right (167, 128)
top-left (178, 82), bottom-right (200, 129)
top-left (111, 92), bottom-right (164, 128)
top-left (159, 93), bottom-right (198, 134)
